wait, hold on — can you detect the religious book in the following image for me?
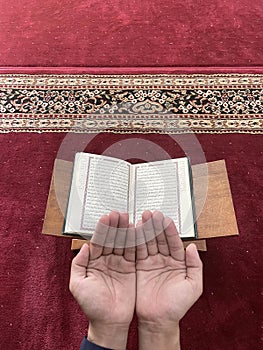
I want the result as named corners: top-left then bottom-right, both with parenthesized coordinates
top-left (63, 152), bottom-right (197, 239)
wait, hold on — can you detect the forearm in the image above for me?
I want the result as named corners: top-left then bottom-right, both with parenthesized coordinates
top-left (138, 322), bottom-right (180, 350)
top-left (87, 321), bottom-right (129, 350)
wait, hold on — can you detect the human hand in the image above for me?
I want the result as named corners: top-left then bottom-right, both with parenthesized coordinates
top-left (69, 211), bottom-right (136, 350)
top-left (136, 210), bottom-right (203, 349)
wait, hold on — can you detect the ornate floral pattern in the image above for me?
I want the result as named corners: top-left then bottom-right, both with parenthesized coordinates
top-left (0, 74), bottom-right (262, 133)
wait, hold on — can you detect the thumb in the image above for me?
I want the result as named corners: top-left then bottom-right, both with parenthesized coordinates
top-left (185, 243), bottom-right (203, 294)
top-left (70, 243), bottom-right (90, 283)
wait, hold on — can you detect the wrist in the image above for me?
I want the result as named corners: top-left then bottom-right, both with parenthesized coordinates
top-left (88, 321), bottom-right (130, 350)
top-left (138, 321), bottom-right (180, 350)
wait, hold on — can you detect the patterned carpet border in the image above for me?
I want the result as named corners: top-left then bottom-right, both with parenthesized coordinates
top-left (0, 74), bottom-right (262, 134)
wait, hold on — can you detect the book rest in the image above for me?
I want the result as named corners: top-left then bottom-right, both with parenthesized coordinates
top-left (42, 159), bottom-right (239, 251)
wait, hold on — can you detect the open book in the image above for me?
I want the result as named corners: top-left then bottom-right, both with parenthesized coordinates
top-left (64, 153), bottom-right (197, 239)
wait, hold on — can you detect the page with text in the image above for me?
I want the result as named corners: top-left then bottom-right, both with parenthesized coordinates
top-left (132, 158), bottom-right (195, 238)
top-left (64, 153), bottom-right (130, 236)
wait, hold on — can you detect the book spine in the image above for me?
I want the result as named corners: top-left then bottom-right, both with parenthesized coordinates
top-left (129, 165), bottom-right (135, 224)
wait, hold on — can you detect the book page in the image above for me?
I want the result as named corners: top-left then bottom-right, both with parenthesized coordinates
top-left (65, 153), bottom-right (130, 235)
top-left (133, 158), bottom-right (195, 238)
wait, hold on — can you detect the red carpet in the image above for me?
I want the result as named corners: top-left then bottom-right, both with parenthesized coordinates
top-left (0, 0), bottom-right (262, 67)
top-left (0, 132), bottom-right (262, 350)
top-left (0, 0), bottom-right (262, 349)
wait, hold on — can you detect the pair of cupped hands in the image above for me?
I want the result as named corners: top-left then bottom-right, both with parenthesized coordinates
top-left (70, 210), bottom-right (203, 350)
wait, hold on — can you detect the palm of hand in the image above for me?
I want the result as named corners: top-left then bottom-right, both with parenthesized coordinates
top-left (70, 210), bottom-right (202, 349)
top-left (135, 211), bottom-right (202, 326)
top-left (70, 212), bottom-right (136, 330)
top-left (79, 255), bottom-right (136, 324)
top-left (137, 254), bottom-right (196, 323)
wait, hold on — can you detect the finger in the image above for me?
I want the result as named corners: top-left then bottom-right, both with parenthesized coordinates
top-left (142, 210), bottom-right (158, 255)
top-left (186, 244), bottom-right (203, 295)
top-left (163, 216), bottom-right (185, 261)
top-left (113, 212), bottom-right (129, 256)
top-left (152, 211), bottom-right (169, 256)
top-left (136, 221), bottom-right (148, 260)
top-left (124, 224), bottom-right (136, 262)
top-left (103, 211), bottom-right (119, 255)
top-left (70, 243), bottom-right (89, 282)
top-left (90, 215), bottom-right (109, 260)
